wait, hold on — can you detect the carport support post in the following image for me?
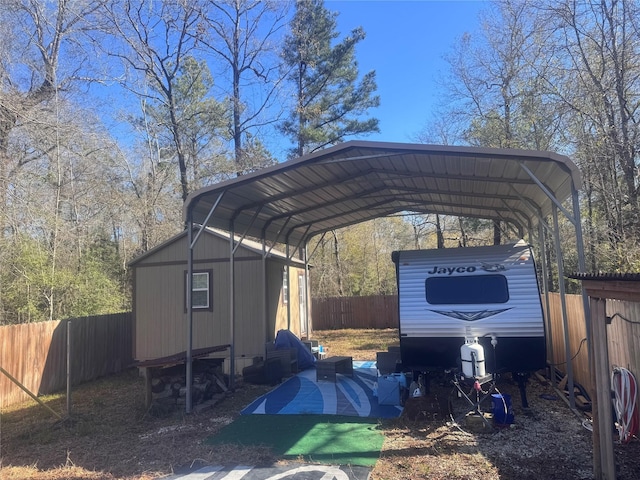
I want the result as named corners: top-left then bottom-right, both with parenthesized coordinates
top-left (66, 319), bottom-right (72, 416)
top-left (186, 220), bottom-right (194, 413)
top-left (285, 243), bottom-right (291, 331)
top-left (229, 226), bottom-right (236, 389)
top-left (572, 185), bottom-right (592, 366)
top-left (538, 222), bottom-right (554, 383)
top-left (262, 239), bottom-right (268, 351)
top-left (304, 244), bottom-right (310, 336)
top-left (552, 204), bottom-right (575, 409)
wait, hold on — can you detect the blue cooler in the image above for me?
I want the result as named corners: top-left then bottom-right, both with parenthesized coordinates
top-left (491, 393), bottom-right (514, 425)
top-left (377, 373), bottom-right (408, 405)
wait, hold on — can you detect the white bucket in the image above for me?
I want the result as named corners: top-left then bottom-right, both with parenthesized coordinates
top-left (461, 338), bottom-right (486, 378)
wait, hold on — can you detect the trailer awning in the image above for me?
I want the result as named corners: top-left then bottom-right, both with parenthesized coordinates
top-left (184, 141), bottom-right (582, 245)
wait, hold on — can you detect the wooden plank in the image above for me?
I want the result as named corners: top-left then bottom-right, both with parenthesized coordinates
top-left (558, 374), bottom-right (569, 391)
top-left (134, 344), bottom-right (231, 368)
top-left (584, 280), bottom-right (640, 302)
top-left (589, 298), bottom-right (602, 479)
top-left (590, 298), bottom-right (615, 480)
top-left (534, 371), bottom-right (549, 385)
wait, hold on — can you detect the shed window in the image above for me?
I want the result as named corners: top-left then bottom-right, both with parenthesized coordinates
top-left (425, 274), bottom-right (509, 304)
top-left (185, 269), bottom-right (213, 311)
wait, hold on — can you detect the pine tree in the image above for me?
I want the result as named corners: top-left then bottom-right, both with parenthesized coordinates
top-left (281, 0), bottom-right (380, 157)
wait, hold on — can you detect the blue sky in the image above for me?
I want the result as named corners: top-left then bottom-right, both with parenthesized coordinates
top-left (101, 1), bottom-right (487, 159)
top-left (326, 0), bottom-right (486, 143)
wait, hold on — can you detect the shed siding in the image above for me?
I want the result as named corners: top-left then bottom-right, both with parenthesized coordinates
top-left (135, 262), bottom-right (223, 360)
top-left (232, 259), bottom-right (265, 358)
top-left (132, 229), bottom-right (306, 373)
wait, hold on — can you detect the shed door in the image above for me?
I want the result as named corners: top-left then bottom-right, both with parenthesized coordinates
top-left (298, 273), bottom-right (307, 336)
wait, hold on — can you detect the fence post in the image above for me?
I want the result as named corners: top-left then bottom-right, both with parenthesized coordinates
top-left (66, 319), bottom-right (72, 416)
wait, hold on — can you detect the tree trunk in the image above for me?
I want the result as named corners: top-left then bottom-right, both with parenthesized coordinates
top-left (458, 218), bottom-right (468, 247)
top-left (493, 220), bottom-right (501, 245)
top-left (436, 215), bottom-right (444, 249)
top-left (331, 230), bottom-right (344, 296)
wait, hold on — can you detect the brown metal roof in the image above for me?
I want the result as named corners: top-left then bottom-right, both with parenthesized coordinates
top-left (184, 141), bottom-right (582, 246)
top-left (569, 272), bottom-right (640, 281)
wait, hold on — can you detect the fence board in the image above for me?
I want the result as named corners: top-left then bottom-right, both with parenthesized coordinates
top-left (312, 295), bottom-right (398, 330)
top-left (1, 313), bottom-right (133, 408)
top-left (0, 321), bottom-right (58, 407)
top-left (545, 292), bottom-right (590, 389)
top-left (607, 300), bottom-right (640, 383)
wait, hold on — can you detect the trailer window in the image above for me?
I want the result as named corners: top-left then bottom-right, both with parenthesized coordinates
top-left (425, 275), bottom-right (509, 304)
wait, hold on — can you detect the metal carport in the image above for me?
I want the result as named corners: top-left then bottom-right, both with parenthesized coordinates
top-left (182, 140), bottom-right (588, 413)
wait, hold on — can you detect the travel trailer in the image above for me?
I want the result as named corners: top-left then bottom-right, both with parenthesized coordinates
top-left (391, 241), bottom-right (545, 377)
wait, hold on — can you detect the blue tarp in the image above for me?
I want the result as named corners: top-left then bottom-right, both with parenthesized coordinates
top-left (274, 329), bottom-right (316, 370)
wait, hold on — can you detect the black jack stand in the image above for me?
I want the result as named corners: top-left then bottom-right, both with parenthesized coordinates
top-left (450, 373), bottom-right (496, 429)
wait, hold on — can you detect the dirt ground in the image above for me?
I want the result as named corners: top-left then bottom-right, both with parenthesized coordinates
top-left (2, 329), bottom-right (640, 479)
top-left (380, 375), bottom-right (606, 480)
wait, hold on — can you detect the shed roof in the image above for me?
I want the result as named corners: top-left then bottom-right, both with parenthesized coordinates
top-left (129, 227), bottom-right (304, 267)
top-left (184, 141), bottom-right (582, 246)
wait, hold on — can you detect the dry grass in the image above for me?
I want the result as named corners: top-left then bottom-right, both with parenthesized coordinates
top-left (1, 328), bottom-right (639, 479)
top-left (0, 361), bottom-right (276, 479)
top-left (312, 328), bottom-right (399, 360)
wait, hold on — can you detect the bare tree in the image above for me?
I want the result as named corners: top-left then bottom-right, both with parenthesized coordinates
top-left (102, 0), bottom-right (228, 202)
top-left (0, 0), bottom-right (106, 225)
top-left (110, 113), bottom-right (180, 254)
top-left (200, 0), bottom-right (289, 174)
top-left (436, 0), bottom-right (640, 270)
top-left (308, 218), bottom-right (414, 297)
top-left (0, 0), bottom-right (108, 321)
top-left (542, 0), bottom-right (640, 267)
top-left (443, 0), bottom-right (560, 151)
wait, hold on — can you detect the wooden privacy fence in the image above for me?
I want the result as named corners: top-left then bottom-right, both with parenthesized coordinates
top-left (0, 312), bottom-right (133, 408)
top-left (3, 297), bottom-right (637, 409)
top-left (605, 300), bottom-right (640, 380)
top-left (545, 293), bottom-right (640, 394)
top-left (544, 292), bottom-right (590, 389)
top-left (312, 295), bottom-right (398, 329)
top-left (313, 293), bottom-right (640, 395)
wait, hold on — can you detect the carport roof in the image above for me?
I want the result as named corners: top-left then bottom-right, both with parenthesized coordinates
top-left (184, 141), bottom-right (582, 247)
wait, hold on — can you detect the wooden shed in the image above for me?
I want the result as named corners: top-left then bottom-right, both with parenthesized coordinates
top-left (129, 228), bottom-right (309, 375)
